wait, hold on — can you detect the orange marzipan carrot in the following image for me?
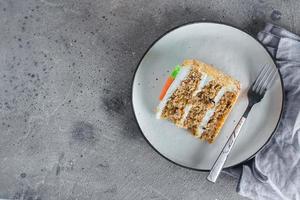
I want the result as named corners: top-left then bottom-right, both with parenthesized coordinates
top-left (159, 77), bottom-right (174, 100)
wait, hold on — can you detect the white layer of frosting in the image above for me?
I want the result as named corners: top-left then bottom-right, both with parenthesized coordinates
top-left (192, 73), bottom-right (213, 96)
top-left (195, 108), bottom-right (215, 138)
top-left (178, 104), bottom-right (192, 126)
top-left (196, 84), bottom-right (237, 135)
top-left (156, 66), bottom-right (192, 119)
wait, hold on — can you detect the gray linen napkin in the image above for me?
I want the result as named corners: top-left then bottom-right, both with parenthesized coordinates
top-left (224, 23), bottom-right (300, 200)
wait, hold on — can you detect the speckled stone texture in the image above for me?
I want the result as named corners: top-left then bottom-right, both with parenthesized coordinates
top-left (0, 0), bottom-right (299, 200)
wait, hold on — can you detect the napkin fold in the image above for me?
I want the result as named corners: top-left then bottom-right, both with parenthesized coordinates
top-left (224, 23), bottom-right (300, 200)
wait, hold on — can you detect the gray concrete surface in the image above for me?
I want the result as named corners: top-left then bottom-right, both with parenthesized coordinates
top-left (0, 0), bottom-right (299, 199)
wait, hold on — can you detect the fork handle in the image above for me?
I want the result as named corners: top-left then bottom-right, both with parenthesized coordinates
top-left (207, 116), bottom-right (247, 183)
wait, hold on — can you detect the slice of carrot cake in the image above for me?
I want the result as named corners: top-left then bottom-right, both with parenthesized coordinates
top-left (156, 59), bottom-right (240, 143)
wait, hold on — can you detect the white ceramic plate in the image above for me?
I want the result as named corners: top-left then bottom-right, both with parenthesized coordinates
top-left (132, 22), bottom-right (283, 170)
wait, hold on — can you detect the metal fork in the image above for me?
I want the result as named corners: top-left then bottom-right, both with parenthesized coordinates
top-left (207, 65), bottom-right (278, 183)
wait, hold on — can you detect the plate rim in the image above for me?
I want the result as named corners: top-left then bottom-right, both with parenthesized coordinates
top-left (131, 21), bottom-right (285, 171)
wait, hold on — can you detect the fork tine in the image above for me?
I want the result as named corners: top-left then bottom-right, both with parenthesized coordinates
top-left (253, 65), bottom-right (270, 92)
top-left (257, 66), bottom-right (272, 92)
top-left (258, 67), bottom-right (275, 94)
top-left (265, 69), bottom-right (277, 89)
top-left (252, 64), bottom-right (268, 91)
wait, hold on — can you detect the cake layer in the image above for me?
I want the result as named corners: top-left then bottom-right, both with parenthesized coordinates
top-left (156, 66), bottom-right (192, 119)
top-left (200, 91), bottom-right (237, 143)
top-left (183, 80), bottom-right (222, 135)
top-left (161, 66), bottom-right (202, 124)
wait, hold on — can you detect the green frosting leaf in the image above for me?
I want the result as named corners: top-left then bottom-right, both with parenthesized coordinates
top-left (170, 65), bottom-right (181, 78)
